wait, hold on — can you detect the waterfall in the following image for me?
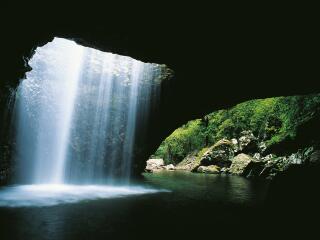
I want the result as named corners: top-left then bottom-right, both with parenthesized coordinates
top-left (13, 37), bottom-right (168, 185)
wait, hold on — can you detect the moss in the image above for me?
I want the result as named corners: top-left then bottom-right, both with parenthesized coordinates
top-left (154, 93), bottom-right (320, 164)
top-left (188, 147), bottom-right (210, 171)
top-left (195, 147), bottom-right (209, 165)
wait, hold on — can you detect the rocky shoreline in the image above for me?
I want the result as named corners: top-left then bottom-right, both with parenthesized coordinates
top-left (146, 130), bottom-right (320, 180)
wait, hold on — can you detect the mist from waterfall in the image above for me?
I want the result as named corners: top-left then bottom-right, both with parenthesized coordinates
top-left (13, 37), bottom-right (167, 185)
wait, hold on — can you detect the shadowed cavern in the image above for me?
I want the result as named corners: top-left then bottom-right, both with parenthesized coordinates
top-left (0, 3), bottom-right (320, 239)
top-left (1, 4), bottom-right (319, 180)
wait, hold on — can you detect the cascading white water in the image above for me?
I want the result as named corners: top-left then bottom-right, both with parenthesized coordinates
top-left (13, 37), bottom-right (168, 185)
top-left (0, 37), bottom-right (171, 207)
top-left (15, 38), bottom-right (84, 184)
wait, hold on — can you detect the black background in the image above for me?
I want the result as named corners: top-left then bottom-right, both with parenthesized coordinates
top-left (1, 1), bottom-right (319, 116)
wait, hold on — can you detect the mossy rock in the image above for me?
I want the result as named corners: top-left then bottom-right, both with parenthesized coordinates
top-left (200, 139), bottom-right (234, 167)
top-left (229, 153), bottom-right (255, 175)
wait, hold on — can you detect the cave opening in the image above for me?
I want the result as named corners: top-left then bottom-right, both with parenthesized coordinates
top-left (0, 32), bottom-right (319, 239)
top-left (0, 37), bottom-right (172, 207)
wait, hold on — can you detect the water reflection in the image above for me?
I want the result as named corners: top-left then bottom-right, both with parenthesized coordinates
top-left (0, 184), bottom-right (166, 207)
top-left (0, 173), bottom-right (269, 240)
top-left (143, 171), bottom-right (269, 204)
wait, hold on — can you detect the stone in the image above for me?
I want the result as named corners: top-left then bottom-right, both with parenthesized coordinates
top-left (259, 156), bottom-right (286, 179)
top-left (231, 138), bottom-right (239, 152)
top-left (197, 165), bottom-right (220, 174)
top-left (163, 164), bottom-right (175, 170)
top-left (309, 150), bottom-right (320, 165)
top-left (259, 148), bottom-right (320, 179)
top-left (145, 158), bottom-right (164, 172)
top-left (253, 153), bottom-right (261, 160)
top-left (238, 130), bottom-right (258, 153)
top-left (229, 153), bottom-right (256, 175)
top-left (261, 154), bottom-right (276, 162)
top-left (258, 142), bottom-right (267, 153)
top-left (220, 167), bottom-right (229, 174)
top-left (287, 152), bottom-right (303, 165)
top-left (260, 153), bottom-right (303, 179)
top-left (175, 152), bottom-right (199, 171)
top-left (200, 139), bottom-right (234, 168)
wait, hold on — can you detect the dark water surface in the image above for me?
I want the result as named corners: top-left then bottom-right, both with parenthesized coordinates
top-left (0, 172), bottom-right (271, 240)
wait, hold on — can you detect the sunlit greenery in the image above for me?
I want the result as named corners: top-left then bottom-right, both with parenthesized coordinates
top-left (154, 94), bottom-right (320, 164)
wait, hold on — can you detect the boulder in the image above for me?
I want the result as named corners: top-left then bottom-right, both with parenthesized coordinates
top-left (238, 130), bottom-right (258, 153)
top-left (259, 156), bottom-right (285, 179)
top-left (145, 158), bottom-right (164, 172)
top-left (229, 153), bottom-right (260, 176)
top-left (197, 165), bottom-right (220, 174)
top-left (220, 167), bottom-right (229, 174)
top-left (259, 148), bottom-right (320, 179)
top-left (253, 153), bottom-right (261, 160)
top-left (175, 151), bottom-right (199, 171)
top-left (260, 152), bottom-right (304, 179)
top-left (258, 141), bottom-right (267, 153)
top-left (227, 146), bottom-right (320, 179)
top-left (163, 164), bottom-right (175, 170)
top-left (287, 152), bottom-right (304, 165)
top-left (309, 150), bottom-right (320, 165)
top-left (231, 138), bottom-right (239, 152)
top-left (261, 154), bottom-right (276, 162)
top-left (200, 139), bottom-right (234, 168)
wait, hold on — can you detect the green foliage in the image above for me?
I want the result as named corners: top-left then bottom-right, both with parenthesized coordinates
top-left (154, 119), bottom-right (206, 164)
top-left (154, 93), bottom-right (320, 164)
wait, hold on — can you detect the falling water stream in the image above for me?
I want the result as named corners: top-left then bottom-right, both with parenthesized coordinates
top-left (0, 37), bottom-right (170, 207)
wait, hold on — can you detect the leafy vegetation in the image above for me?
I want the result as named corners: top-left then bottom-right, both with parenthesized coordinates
top-left (154, 94), bottom-right (320, 164)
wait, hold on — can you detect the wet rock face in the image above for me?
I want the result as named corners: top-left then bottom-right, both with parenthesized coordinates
top-left (0, 168), bottom-right (10, 185)
top-left (200, 139), bottom-right (234, 168)
top-left (0, 145), bottom-right (12, 185)
top-left (0, 163), bottom-right (12, 185)
top-left (258, 147), bottom-right (316, 179)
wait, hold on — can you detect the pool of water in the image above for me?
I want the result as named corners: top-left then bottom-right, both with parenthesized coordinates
top-left (0, 172), bottom-right (270, 239)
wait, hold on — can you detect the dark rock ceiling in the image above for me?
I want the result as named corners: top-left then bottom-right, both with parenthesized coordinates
top-left (1, 2), bottom-right (318, 171)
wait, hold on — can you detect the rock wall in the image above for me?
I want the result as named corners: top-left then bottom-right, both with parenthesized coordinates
top-left (150, 129), bottom-right (320, 181)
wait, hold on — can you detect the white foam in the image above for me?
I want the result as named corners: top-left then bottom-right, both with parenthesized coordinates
top-left (0, 184), bottom-right (168, 207)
